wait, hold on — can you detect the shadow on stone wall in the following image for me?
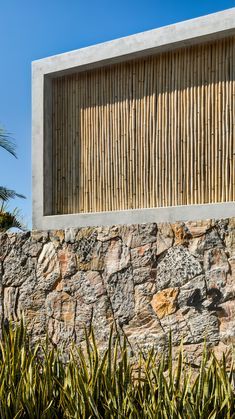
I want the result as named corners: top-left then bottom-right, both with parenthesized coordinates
top-left (0, 218), bottom-right (234, 361)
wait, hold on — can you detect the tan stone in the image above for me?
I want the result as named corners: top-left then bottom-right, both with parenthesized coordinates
top-left (48, 318), bottom-right (74, 345)
top-left (185, 220), bottom-right (212, 238)
top-left (31, 230), bottom-right (48, 242)
top-left (172, 223), bottom-right (191, 246)
top-left (46, 291), bottom-right (75, 324)
top-left (3, 287), bottom-right (19, 320)
top-left (97, 225), bottom-right (120, 242)
top-left (58, 250), bottom-right (69, 276)
top-left (188, 236), bottom-right (202, 255)
top-left (3, 218), bottom-right (235, 359)
top-left (76, 227), bottom-right (96, 241)
top-left (58, 248), bottom-right (77, 278)
top-left (37, 242), bottom-right (59, 278)
top-left (104, 239), bottom-right (130, 275)
top-left (49, 230), bottom-right (65, 244)
top-left (55, 230), bottom-right (65, 242)
top-left (84, 271), bottom-right (105, 300)
top-left (151, 288), bottom-right (179, 319)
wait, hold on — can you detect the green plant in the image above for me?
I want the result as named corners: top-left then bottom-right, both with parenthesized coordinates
top-left (0, 320), bottom-right (234, 418)
top-left (0, 203), bottom-right (25, 232)
top-left (0, 127), bottom-right (26, 232)
top-left (0, 128), bottom-right (25, 203)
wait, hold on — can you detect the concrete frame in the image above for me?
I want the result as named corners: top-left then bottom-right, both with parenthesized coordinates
top-left (32, 8), bottom-right (235, 230)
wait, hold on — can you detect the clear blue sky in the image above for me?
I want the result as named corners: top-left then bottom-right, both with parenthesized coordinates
top-left (0, 0), bottom-right (234, 228)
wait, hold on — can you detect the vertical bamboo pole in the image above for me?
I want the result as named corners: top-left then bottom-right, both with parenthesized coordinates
top-left (158, 55), bottom-right (163, 206)
top-left (185, 48), bottom-right (190, 204)
top-left (224, 40), bottom-right (229, 202)
top-left (205, 43), bottom-right (210, 204)
top-left (50, 37), bottom-right (235, 215)
top-left (79, 74), bottom-right (84, 213)
top-left (200, 44), bottom-right (205, 204)
top-left (131, 60), bottom-right (136, 209)
top-left (218, 40), bottom-right (223, 202)
top-left (232, 37), bottom-right (235, 201)
top-left (151, 56), bottom-right (156, 207)
top-left (114, 64), bottom-right (118, 210)
top-left (221, 39), bottom-right (225, 202)
top-left (182, 48), bottom-right (187, 205)
top-left (52, 79), bottom-right (56, 214)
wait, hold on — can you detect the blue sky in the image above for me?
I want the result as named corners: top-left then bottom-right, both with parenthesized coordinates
top-left (0, 0), bottom-right (234, 228)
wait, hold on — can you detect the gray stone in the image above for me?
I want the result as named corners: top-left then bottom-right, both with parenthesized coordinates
top-left (178, 275), bottom-right (207, 308)
top-left (103, 267), bottom-right (135, 326)
top-left (156, 246), bottom-right (203, 289)
top-left (131, 243), bottom-right (157, 269)
top-left (156, 223), bottom-right (174, 255)
top-left (0, 216), bottom-right (234, 360)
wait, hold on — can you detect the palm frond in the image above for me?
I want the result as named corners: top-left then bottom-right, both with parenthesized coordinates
top-left (0, 127), bottom-right (17, 158)
top-left (0, 186), bottom-right (26, 201)
top-left (0, 205), bottom-right (26, 231)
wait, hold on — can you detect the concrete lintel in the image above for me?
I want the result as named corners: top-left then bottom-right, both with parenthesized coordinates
top-left (32, 8), bottom-right (235, 77)
top-left (34, 202), bottom-right (235, 231)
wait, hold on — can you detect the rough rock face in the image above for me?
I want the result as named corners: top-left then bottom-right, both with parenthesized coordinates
top-left (0, 218), bottom-right (235, 357)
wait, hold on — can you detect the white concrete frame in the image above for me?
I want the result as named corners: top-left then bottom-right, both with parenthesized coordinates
top-left (32, 8), bottom-right (235, 230)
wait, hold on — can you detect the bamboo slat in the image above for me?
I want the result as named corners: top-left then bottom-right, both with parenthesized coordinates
top-left (51, 36), bottom-right (235, 215)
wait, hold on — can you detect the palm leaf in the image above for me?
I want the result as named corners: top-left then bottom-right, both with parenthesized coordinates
top-left (0, 204), bottom-right (26, 231)
top-left (0, 186), bottom-right (26, 201)
top-left (0, 128), bottom-right (17, 158)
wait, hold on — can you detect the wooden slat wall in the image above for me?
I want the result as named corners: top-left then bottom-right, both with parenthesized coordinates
top-left (51, 37), bottom-right (235, 215)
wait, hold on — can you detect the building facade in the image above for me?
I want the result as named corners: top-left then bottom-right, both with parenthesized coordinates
top-left (32, 8), bottom-right (235, 229)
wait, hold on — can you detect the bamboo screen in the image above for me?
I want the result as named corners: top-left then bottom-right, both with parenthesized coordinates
top-left (51, 37), bottom-right (235, 215)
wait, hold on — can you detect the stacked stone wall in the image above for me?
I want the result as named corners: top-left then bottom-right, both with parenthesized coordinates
top-left (0, 218), bottom-right (235, 359)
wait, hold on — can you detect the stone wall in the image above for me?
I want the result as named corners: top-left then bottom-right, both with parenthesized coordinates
top-left (0, 218), bottom-right (235, 358)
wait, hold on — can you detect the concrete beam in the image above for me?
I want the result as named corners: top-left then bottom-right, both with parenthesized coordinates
top-left (32, 8), bottom-right (235, 77)
top-left (34, 202), bottom-right (235, 230)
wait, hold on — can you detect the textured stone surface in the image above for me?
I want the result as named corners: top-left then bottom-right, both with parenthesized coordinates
top-left (0, 217), bottom-right (235, 358)
top-left (151, 288), bottom-right (179, 319)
